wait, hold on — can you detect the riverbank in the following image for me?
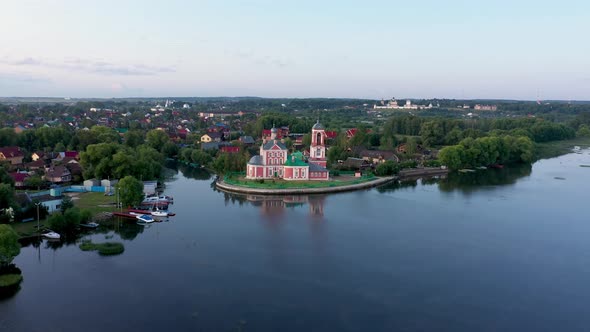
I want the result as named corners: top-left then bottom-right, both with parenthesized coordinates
top-left (535, 137), bottom-right (590, 160)
top-left (398, 167), bottom-right (449, 179)
top-left (216, 176), bottom-right (396, 195)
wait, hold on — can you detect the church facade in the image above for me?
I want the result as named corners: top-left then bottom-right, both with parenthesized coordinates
top-left (246, 121), bottom-right (330, 181)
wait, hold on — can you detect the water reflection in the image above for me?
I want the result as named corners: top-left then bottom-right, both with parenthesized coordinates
top-left (377, 163), bottom-right (532, 195)
top-left (218, 191), bottom-right (328, 220)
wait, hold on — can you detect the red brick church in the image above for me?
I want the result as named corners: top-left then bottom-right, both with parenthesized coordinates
top-left (246, 121), bottom-right (329, 181)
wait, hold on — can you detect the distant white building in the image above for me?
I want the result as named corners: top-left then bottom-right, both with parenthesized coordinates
top-left (373, 98), bottom-right (433, 110)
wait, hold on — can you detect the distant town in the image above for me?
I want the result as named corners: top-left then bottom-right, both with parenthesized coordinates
top-left (0, 96), bottom-right (589, 225)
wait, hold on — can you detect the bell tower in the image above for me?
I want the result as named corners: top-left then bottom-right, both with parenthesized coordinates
top-left (310, 120), bottom-right (327, 167)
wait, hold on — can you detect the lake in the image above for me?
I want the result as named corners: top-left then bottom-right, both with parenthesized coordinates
top-left (2, 151), bottom-right (590, 332)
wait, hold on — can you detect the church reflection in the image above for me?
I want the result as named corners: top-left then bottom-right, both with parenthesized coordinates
top-left (245, 194), bottom-right (326, 220)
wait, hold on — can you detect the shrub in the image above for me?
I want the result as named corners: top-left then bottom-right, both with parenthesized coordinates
top-left (0, 274), bottom-right (23, 287)
top-left (79, 240), bottom-right (124, 256)
top-left (97, 242), bottom-right (125, 256)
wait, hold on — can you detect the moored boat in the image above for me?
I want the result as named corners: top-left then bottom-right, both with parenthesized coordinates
top-left (136, 214), bottom-right (154, 224)
top-left (80, 222), bottom-right (99, 229)
top-left (42, 231), bottom-right (61, 239)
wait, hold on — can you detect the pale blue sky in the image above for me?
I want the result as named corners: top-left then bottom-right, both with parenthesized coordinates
top-left (0, 0), bottom-right (588, 99)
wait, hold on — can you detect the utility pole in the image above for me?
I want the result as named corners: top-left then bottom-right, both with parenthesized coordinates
top-left (35, 202), bottom-right (40, 232)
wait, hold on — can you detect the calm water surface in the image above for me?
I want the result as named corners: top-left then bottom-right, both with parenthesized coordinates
top-left (2, 151), bottom-right (590, 332)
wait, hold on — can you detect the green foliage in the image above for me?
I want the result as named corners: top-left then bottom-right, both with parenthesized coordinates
top-left (24, 175), bottom-right (44, 189)
top-left (60, 196), bottom-right (74, 214)
top-left (0, 225), bottom-right (20, 267)
top-left (79, 240), bottom-right (125, 256)
top-left (375, 161), bottom-right (400, 176)
top-left (81, 143), bottom-right (163, 180)
top-left (577, 124), bottom-right (590, 137)
top-left (146, 129), bottom-right (170, 152)
top-left (49, 207), bottom-right (81, 233)
top-left (80, 209), bottom-right (92, 223)
top-left (124, 130), bottom-right (145, 148)
top-left (190, 149), bottom-right (213, 166)
top-left (212, 152), bottom-right (251, 175)
top-left (0, 184), bottom-right (15, 211)
top-left (439, 135), bottom-right (535, 170)
top-left (161, 142), bottom-right (179, 158)
top-left (405, 137), bottom-right (418, 155)
top-left (0, 167), bottom-right (14, 188)
top-left (117, 176), bottom-right (144, 208)
top-left (423, 160), bottom-right (442, 167)
top-left (0, 274), bottom-right (22, 287)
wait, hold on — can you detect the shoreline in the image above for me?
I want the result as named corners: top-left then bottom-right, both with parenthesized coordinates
top-left (215, 176), bottom-right (397, 195)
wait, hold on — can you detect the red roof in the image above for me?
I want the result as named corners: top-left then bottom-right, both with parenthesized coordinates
top-left (10, 172), bottom-right (29, 183)
top-left (64, 151), bottom-right (79, 158)
top-left (346, 128), bottom-right (357, 138)
top-left (325, 131), bottom-right (338, 139)
top-left (220, 146), bottom-right (240, 153)
top-left (0, 146), bottom-right (24, 158)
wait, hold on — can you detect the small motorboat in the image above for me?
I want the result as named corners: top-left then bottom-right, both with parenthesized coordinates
top-left (151, 210), bottom-right (168, 217)
top-left (80, 222), bottom-right (100, 229)
top-left (42, 231), bottom-right (61, 239)
top-left (136, 214), bottom-right (154, 224)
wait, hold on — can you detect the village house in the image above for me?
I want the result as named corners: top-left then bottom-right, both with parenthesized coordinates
top-left (239, 136), bottom-right (256, 146)
top-left (220, 146), bottom-right (240, 154)
top-left (353, 148), bottom-right (399, 164)
top-left (0, 146), bottom-right (24, 165)
top-left (262, 126), bottom-right (289, 140)
top-left (44, 166), bottom-right (72, 183)
top-left (201, 132), bottom-right (224, 143)
top-left (9, 172), bottom-right (30, 188)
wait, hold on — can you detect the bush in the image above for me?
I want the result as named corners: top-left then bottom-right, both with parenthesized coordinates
top-left (0, 274), bottom-right (23, 287)
top-left (79, 241), bottom-right (124, 256)
top-left (423, 160), bottom-right (442, 167)
top-left (97, 242), bottom-right (125, 256)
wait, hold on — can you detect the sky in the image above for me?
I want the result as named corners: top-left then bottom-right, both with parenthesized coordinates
top-left (0, 0), bottom-right (589, 100)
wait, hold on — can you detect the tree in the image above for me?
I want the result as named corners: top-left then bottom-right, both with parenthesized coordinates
top-left (162, 142), bottom-right (179, 158)
top-left (124, 130), bottom-right (145, 148)
top-left (24, 175), bottom-right (44, 190)
top-left (0, 167), bottom-right (14, 187)
top-left (60, 196), bottom-right (74, 214)
top-left (190, 150), bottom-right (212, 166)
top-left (405, 137), bottom-right (418, 155)
top-left (146, 129), bottom-right (170, 152)
top-left (0, 225), bottom-right (20, 268)
top-left (0, 184), bottom-right (15, 211)
top-left (577, 124), bottom-right (590, 137)
top-left (302, 134), bottom-right (311, 147)
top-left (369, 133), bottom-right (381, 147)
top-left (117, 176), bottom-right (144, 208)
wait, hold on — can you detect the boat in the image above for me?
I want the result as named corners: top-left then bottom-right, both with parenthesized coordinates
top-left (580, 165), bottom-right (590, 168)
top-left (136, 214), bottom-right (154, 224)
top-left (489, 164), bottom-right (504, 169)
top-left (42, 231), bottom-right (61, 239)
top-left (80, 222), bottom-right (99, 229)
top-left (151, 209), bottom-right (169, 218)
top-left (458, 169), bottom-right (476, 173)
top-left (143, 195), bottom-right (173, 204)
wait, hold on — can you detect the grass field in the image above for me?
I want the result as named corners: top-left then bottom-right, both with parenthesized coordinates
top-left (11, 219), bottom-right (49, 238)
top-left (535, 137), bottom-right (590, 160)
top-left (224, 174), bottom-right (377, 189)
top-left (72, 192), bottom-right (118, 215)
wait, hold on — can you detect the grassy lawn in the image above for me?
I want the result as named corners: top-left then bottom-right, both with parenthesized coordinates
top-left (535, 137), bottom-right (590, 160)
top-left (224, 174), bottom-right (378, 189)
top-left (12, 219), bottom-right (49, 238)
top-left (73, 192), bottom-right (118, 215)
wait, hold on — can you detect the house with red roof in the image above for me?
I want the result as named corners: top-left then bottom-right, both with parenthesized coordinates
top-left (9, 172), bottom-right (30, 187)
top-left (0, 146), bottom-right (24, 165)
top-left (220, 146), bottom-right (240, 154)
